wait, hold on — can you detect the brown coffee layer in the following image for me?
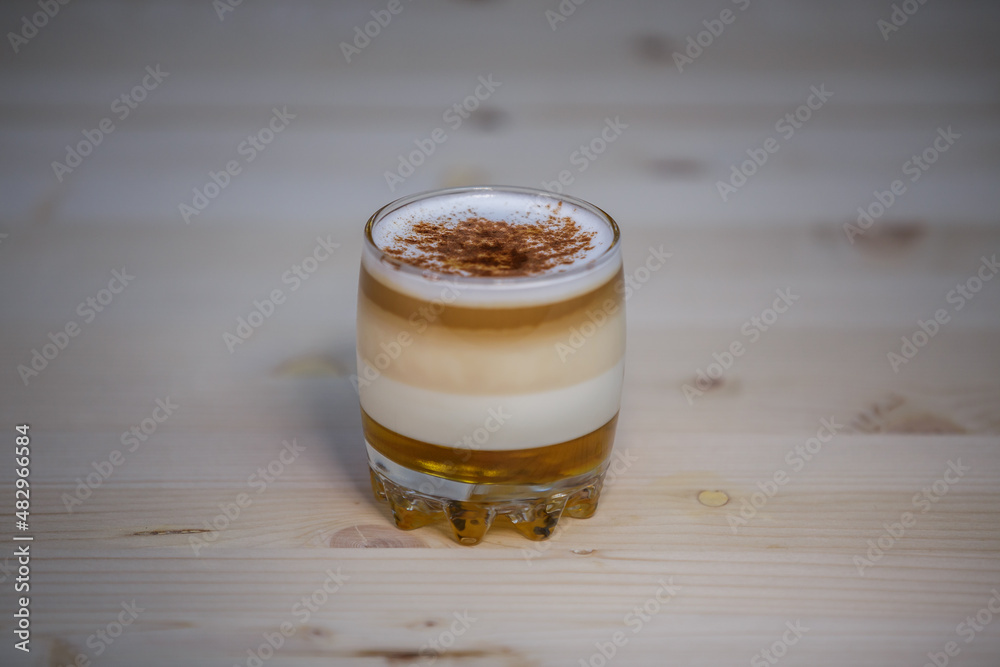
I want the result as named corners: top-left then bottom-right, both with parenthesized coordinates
top-left (357, 262), bottom-right (625, 393)
top-left (359, 265), bottom-right (622, 329)
top-left (363, 409), bottom-right (618, 484)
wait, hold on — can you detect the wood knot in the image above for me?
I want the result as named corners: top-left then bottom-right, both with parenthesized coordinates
top-left (48, 638), bottom-right (83, 667)
top-left (697, 490), bottom-right (730, 507)
top-left (648, 157), bottom-right (704, 179)
top-left (131, 528), bottom-right (212, 536)
top-left (633, 33), bottom-right (675, 64)
top-left (272, 354), bottom-right (348, 377)
top-left (849, 393), bottom-right (907, 433)
top-left (467, 107), bottom-right (507, 131)
top-left (884, 413), bottom-right (966, 434)
top-left (299, 625), bottom-right (334, 640)
top-left (852, 219), bottom-right (926, 253)
top-left (328, 524), bottom-right (427, 548)
top-left (850, 395), bottom-right (966, 434)
top-left (684, 374), bottom-right (725, 393)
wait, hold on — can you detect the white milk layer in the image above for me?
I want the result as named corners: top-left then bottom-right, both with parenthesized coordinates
top-left (360, 357), bottom-right (624, 450)
top-left (364, 189), bottom-right (621, 307)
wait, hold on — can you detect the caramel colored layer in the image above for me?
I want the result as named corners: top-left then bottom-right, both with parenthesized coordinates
top-left (358, 265), bottom-right (622, 329)
top-left (362, 409), bottom-right (618, 485)
top-left (357, 265), bottom-right (626, 394)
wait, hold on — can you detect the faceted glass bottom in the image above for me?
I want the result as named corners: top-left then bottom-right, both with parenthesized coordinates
top-left (368, 464), bottom-right (607, 546)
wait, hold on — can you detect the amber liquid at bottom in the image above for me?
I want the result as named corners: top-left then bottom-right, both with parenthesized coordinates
top-left (363, 411), bottom-right (619, 545)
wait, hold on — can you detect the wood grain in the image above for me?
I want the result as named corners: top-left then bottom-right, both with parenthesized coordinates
top-left (1, 1), bottom-right (999, 665)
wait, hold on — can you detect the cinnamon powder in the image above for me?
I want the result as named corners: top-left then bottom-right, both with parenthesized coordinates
top-left (383, 208), bottom-right (596, 277)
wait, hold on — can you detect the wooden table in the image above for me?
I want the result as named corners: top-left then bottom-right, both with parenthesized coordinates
top-left (2, 2), bottom-right (998, 665)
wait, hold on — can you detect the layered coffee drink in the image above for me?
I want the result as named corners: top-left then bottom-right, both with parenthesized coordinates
top-left (356, 186), bottom-right (624, 545)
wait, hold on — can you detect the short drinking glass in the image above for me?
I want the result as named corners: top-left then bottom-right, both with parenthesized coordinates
top-left (356, 186), bottom-right (624, 544)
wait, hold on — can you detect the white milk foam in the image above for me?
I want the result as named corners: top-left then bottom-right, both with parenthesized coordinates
top-left (360, 357), bottom-right (624, 450)
top-left (364, 190), bottom-right (621, 307)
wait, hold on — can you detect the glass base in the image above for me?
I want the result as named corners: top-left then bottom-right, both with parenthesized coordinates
top-left (368, 463), bottom-right (607, 546)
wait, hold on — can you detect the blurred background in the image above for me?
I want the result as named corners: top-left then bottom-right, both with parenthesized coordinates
top-left (4, 0), bottom-right (999, 228)
top-left (3, 0), bottom-right (999, 432)
top-left (1, 1), bottom-right (1000, 665)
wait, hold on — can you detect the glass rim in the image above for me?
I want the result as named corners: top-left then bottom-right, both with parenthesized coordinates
top-left (363, 185), bottom-right (621, 287)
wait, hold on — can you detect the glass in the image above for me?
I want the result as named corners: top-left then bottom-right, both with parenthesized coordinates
top-left (356, 186), bottom-right (624, 545)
